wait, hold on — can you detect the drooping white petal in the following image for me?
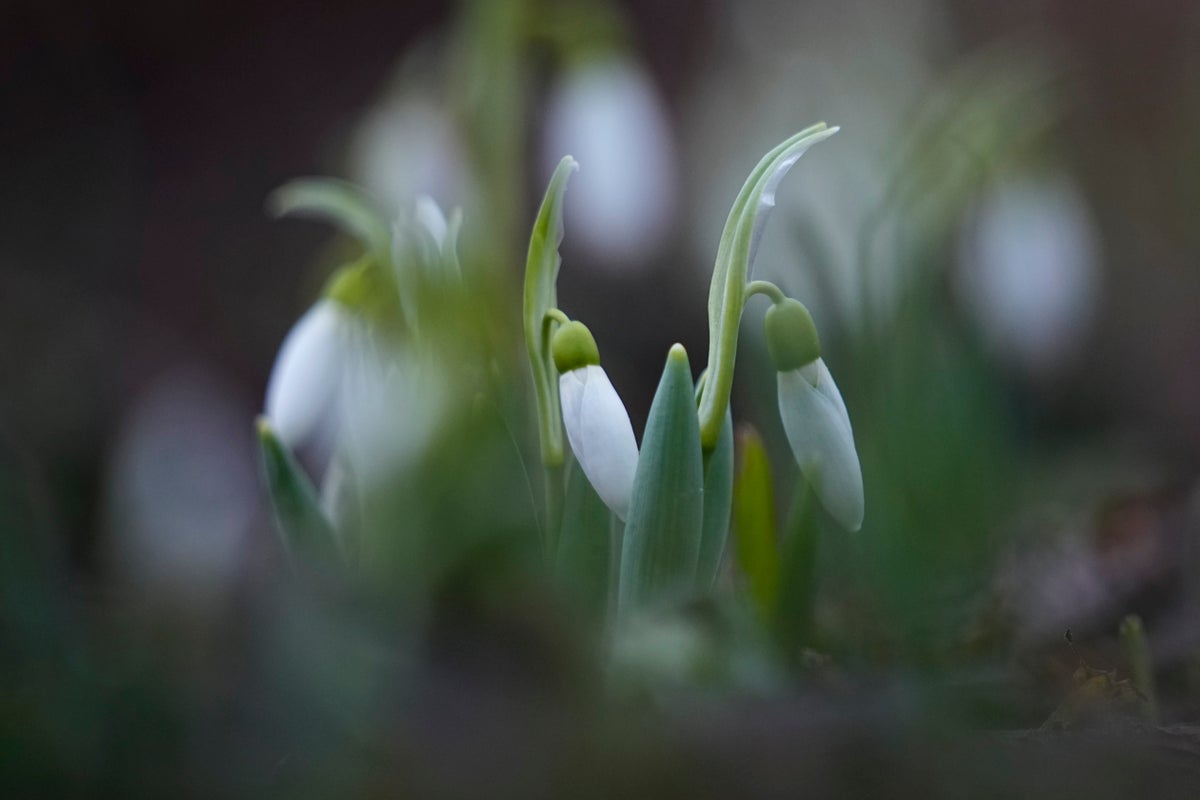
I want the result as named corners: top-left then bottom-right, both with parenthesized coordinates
top-left (542, 57), bottom-right (676, 270)
top-left (415, 195), bottom-right (449, 251)
top-left (777, 358), bottom-right (863, 531)
top-left (264, 301), bottom-right (348, 448)
top-left (956, 173), bottom-right (1100, 374)
top-left (348, 96), bottom-right (470, 219)
top-left (559, 365), bottom-right (639, 520)
top-left (336, 339), bottom-right (449, 483)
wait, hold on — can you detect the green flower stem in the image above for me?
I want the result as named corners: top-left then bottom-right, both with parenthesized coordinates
top-left (523, 156), bottom-right (577, 468)
top-left (543, 462), bottom-right (564, 564)
top-left (544, 308), bottom-right (571, 327)
top-left (1119, 614), bottom-right (1159, 722)
top-left (743, 280), bottom-right (787, 306)
top-left (697, 123), bottom-right (836, 451)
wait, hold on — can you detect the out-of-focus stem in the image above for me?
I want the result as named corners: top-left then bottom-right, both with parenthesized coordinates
top-left (542, 463), bottom-right (564, 564)
top-left (1120, 614), bottom-right (1159, 723)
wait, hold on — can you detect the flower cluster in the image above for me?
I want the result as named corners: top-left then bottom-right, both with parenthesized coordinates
top-left (258, 125), bottom-right (865, 617)
top-left (531, 126), bottom-right (864, 539)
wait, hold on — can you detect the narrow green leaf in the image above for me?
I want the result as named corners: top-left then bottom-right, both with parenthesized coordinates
top-left (696, 408), bottom-right (734, 589)
top-left (776, 477), bottom-right (819, 655)
top-left (732, 425), bottom-right (780, 619)
top-left (619, 344), bottom-right (704, 614)
top-left (268, 178), bottom-right (391, 263)
top-left (698, 123), bottom-right (839, 450)
top-left (256, 417), bottom-right (341, 569)
top-left (555, 455), bottom-right (613, 624)
top-left (523, 156), bottom-right (578, 466)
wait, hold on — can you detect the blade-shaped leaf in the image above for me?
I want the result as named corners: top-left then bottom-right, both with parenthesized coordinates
top-left (619, 344), bottom-right (703, 614)
top-left (556, 454), bottom-right (614, 624)
top-left (776, 477), bottom-right (819, 656)
top-left (256, 417), bottom-right (341, 569)
top-left (732, 425), bottom-right (780, 620)
top-left (268, 178), bottom-right (391, 263)
top-left (696, 407), bottom-right (734, 589)
top-left (523, 156), bottom-right (578, 466)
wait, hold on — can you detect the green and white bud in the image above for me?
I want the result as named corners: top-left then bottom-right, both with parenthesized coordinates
top-left (777, 358), bottom-right (864, 531)
top-left (552, 320), bottom-right (601, 373)
top-left (554, 320), bottom-right (638, 521)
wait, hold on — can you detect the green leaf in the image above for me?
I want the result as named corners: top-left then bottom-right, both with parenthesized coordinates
top-left (732, 425), bottom-right (780, 619)
top-left (268, 178), bottom-right (391, 263)
top-left (776, 477), bottom-right (819, 655)
top-left (555, 455), bottom-right (614, 624)
top-left (696, 407), bottom-right (734, 589)
top-left (698, 124), bottom-right (839, 450)
top-left (619, 344), bottom-right (704, 615)
top-left (256, 417), bottom-right (341, 569)
top-left (523, 156), bottom-right (578, 466)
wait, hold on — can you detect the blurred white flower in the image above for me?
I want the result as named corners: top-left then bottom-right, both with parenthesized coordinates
top-left (349, 96), bottom-right (470, 217)
top-left (337, 341), bottom-right (450, 484)
top-left (265, 300), bottom-right (354, 450)
top-left (264, 199), bottom-right (458, 482)
top-left (542, 57), bottom-right (677, 270)
top-left (559, 364), bottom-right (639, 520)
top-left (107, 366), bottom-right (255, 598)
top-left (414, 195), bottom-right (448, 250)
top-left (777, 359), bottom-right (864, 531)
top-left (956, 173), bottom-right (1101, 375)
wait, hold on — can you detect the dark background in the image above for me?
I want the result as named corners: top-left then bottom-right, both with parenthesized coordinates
top-left (2, 0), bottom-right (1199, 631)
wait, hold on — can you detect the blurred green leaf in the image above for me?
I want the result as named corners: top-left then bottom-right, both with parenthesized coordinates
top-left (619, 345), bottom-right (703, 615)
top-left (268, 178), bottom-right (391, 263)
top-left (696, 408), bottom-right (733, 589)
top-left (256, 417), bottom-right (341, 569)
top-left (732, 425), bottom-right (779, 620)
top-left (776, 478), bottom-right (818, 656)
top-left (523, 156), bottom-right (577, 467)
top-left (556, 455), bottom-right (613, 624)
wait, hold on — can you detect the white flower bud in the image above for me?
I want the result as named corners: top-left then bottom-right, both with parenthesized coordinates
top-left (559, 364), bottom-right (639, 520)
top-left (777, 358), bottom-right (863, 531)
top-left (264, 300), bottom-right (349, 449)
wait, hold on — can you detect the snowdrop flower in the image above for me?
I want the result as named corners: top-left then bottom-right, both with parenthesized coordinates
top-left (542, 56), bottom-right (676, 270)
top-left (264, 198), bottom-right (457, 458)
top-left (956, 173), bottom-right (1100, 375)
top-left (336, 340), bottom-right (450, 483)
top-left (765, 297), bottom-right (863, 531)
top-left (265, 298), bottom-right (355, 451)
top-left (394, 195), bottom-right (462, 285)
top-left (349, 95), bottom-right (471, 220)
top-left (553, 319), bottom-right (639, 520)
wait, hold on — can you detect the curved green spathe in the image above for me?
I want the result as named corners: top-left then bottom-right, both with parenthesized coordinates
top-left (698, 124), bottom-right (838, 451)
top-left (524, 156), bottom-right (579, 466)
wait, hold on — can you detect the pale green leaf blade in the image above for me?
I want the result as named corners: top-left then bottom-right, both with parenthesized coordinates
top-left (696, 407), bottom-right (734, 589)
top-left (268, 178), bottom-right (391, 262)
top-left (256, 417), bottom-right (341, 569)
top-left (555, 455), bottom-right (614, 624)
top-left (619, 345), bottom-right (704, 615)
top-left (732, 425), bottom-right (780, 619)
top-left (776, 477), bottom-right (819, 655)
